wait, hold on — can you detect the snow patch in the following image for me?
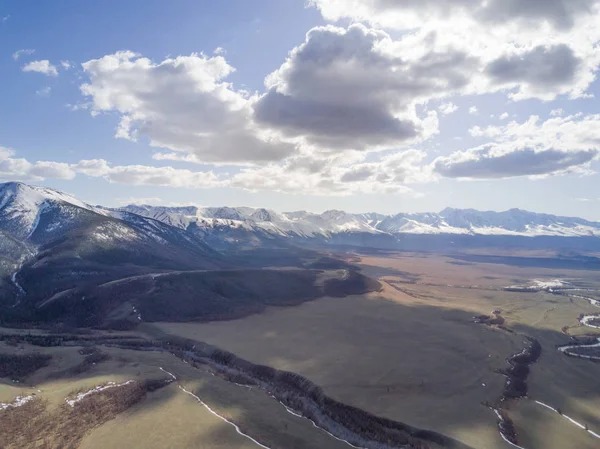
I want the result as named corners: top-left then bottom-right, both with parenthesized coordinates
top-left (178, 385), bottom-right (271, 449)
top-left (0, 395), bottom-right (35, 410)
top-left (535, 401), bottom-right (600, 440)
top-left (65, 380), bottom-right (135, 407)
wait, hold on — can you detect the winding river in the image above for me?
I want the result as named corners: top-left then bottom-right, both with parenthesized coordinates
top-left (552, 288), bottom-right (600, 361)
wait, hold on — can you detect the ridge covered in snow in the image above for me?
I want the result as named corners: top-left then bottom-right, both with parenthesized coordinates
top-left (3, 182), bottom-right (600, 243)
top-left (116, 204), bottom-right (600, 239)
top-left (0, 181), bottom-right (104, 240)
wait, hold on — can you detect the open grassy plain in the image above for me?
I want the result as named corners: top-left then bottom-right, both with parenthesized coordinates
top-left (0, 336), bottom-right (355, 449)
top-left (156, 251), bottom-right (600, 449)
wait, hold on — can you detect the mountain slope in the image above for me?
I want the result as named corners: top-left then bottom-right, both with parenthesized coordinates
top-left (0, 182), bottom-right (226, 319)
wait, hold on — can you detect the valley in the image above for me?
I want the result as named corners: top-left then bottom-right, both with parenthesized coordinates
top-left (154, 252), bottom-right (600, 449)
top-left (2, 181), bottom-right (600, 449)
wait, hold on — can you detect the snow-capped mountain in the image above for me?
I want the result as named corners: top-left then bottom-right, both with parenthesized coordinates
top-left (115, 204), bottom-right (600, 240)
top-left (0, 181), bottom-right (104, 241)
top-left (0, 182), bottom-right (223, 302)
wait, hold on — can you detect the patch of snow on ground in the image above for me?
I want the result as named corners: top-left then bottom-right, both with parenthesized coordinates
top-left (65, 380), bottom-right (135, 407)
top-left (178, 384), bottom-right (271, 449)
top-left (492, 408), bottom-right (528, 449)
top-left (531, 279), bottom-right (569, 289)
top-left (0, 394), bottom-right (35, 410)
top-left (580, 315), bottom-right (600, 329)
top-left (535, 401), bottom-right (600, 440)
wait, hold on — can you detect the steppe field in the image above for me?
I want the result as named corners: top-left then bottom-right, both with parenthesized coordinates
top-left (2, 250), bottom-right (600, 449)
top-left (0, 337), bottom-right (355, 449)
top-left (157, 251), bottom-right (600, 449)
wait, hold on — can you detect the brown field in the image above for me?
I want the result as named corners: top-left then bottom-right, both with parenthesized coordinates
top-left (3, 250), bottom-right (600, 448)
top-left (0, 340), bottom-right (353, 449)
top-left (156, 251), bottom-right (600, 449)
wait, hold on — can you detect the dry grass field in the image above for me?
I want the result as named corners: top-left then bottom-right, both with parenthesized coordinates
top-left (3, 250), bottom-right (599, 448)
top-left (156, 251), bottom-right (600, 449)
top-left (0, 339), bottom-right (354, 449)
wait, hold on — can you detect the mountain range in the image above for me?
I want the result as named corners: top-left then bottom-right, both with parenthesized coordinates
top-left (3, 180), bottom-right (600, 328)
top-left (120, 203), bottom-right (600, 240)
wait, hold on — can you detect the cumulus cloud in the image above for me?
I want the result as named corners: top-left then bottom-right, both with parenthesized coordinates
top-left (310, 0), bottom-right (597, 32)
top-left (254, 24), bottom-right (471, 151)
top-left (95, 164), bottom-right (221, 188)
top-left (434, 145), bottom-right (597, 179)
top-left (439, 102), bottom-right (458, 115)
top-left (22, 60), bottom-right (58, 76)
top-left (0, 148), bottom-right (223, 189)
top-left (231, 149), bottom-right (430, 196)
top-left (434, 114), bottom-right (600, 179)
top-left (80, 51), bottom-right (294, 165)
top-left (310, 1), bottom-right (600, 102)
top-left (485, 44), bottom-right (586, 99)
top-left (58, 3), bottom-right (600, 196)
top-left (0, 150), bottom-right (75, 182)
top-left (13, 49), bottom-right (35, 60)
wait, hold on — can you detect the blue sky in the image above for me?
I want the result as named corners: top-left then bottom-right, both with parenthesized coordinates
top-left (2, 0), bottom-right (600, 219)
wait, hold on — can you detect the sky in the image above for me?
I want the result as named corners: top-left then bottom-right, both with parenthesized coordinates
top-left (2, 0), bottom-right (600, 219)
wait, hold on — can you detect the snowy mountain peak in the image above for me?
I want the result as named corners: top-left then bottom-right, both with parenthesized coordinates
top-left (3, 183), bottom-right (600, 243)
top-left (0, 182), bottom-right (100, 240)
top-left (0, 182), bottom-right (95, 213)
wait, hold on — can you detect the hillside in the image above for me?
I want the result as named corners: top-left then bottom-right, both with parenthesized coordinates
top-left (0, 182), bottom-right (227, 323)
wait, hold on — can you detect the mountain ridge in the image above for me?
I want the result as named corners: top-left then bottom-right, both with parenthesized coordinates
top-left (114, 201), bottom-right (600, 239)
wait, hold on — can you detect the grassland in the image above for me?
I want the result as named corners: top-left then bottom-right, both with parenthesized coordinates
top-left (3, 250), bottom-right (599, 449)
top-left (156, 251), bottom-right (600, 449)
top-left (0, 335), bottom-right (364, 449)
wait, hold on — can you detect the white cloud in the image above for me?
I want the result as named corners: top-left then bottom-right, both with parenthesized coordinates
top-left (213, 47), bottom-right (226, 55)
top-left (22, 60), bottom-right (58, 76)
top-left (64, 9), bottom-right (600, 196)
top-left (231, 149), bottom-right (430, 196)
top-left (60, 60), bottom-right (72, 70)
top-left (0, 147), bottom-right (15, 159)
top-left (96, 164), bottom-right (221, 188)
top-left (310, 1), bottom-right (600, 102)
top-left (0, 150), bottom-right (76, 182)
top-left (310, 0), bottom-right (598, 33)
top-left (80, 51), bottom-right (294, 165)
top-left (71, 158), bottom-right (221, 188)
top-left (0, 149), bottom-right (223, 189)
top-left (439, 102), bottom-right (459, 115)
top-left (469, 125), bottom-right (502, 137)
top-left (13, 49), bottom-right (35, 60)
top-left (434, 145), bottom-right (597, 179)
top-left (435, 114), bottom-right (600, 179)
top-left (254, 24), bottom-right (467, 152)
top-left (551, 108), bottom-right (565, 116)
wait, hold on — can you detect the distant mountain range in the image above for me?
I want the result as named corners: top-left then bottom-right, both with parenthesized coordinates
top-left (0, 181), bottom-right (376, 328)
top-left (120, 203), bottom-right (600, 240)
top-left (3, 181), bottom-right (600, 327)
top-left (3, 182), bottom-right (600, 256)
